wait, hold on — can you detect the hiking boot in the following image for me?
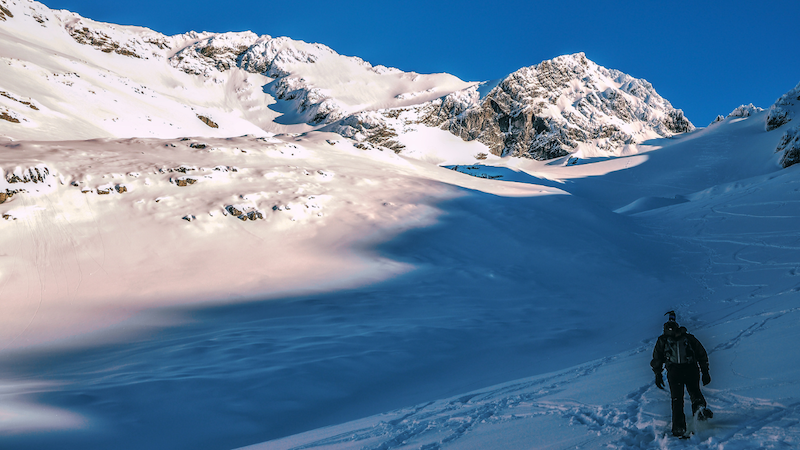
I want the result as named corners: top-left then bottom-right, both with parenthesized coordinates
top-left (696, 407), bottom-right (714, 420)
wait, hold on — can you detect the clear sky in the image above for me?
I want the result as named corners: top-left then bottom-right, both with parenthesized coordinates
top-left (43, 0), bottom-right (798, 126)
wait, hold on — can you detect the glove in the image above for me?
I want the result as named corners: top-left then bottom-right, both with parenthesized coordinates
top-left (655, 372), bottom-right (665, 390)
top-left (702, 371), bottom-right (711, 386)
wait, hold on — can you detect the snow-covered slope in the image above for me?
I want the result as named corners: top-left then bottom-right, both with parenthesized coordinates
top-left (0, 0), bottom-right (470, 140)
top-left (1, 0), bottom-right (799, 449)
top-left (247, 90), bottom-right (800, 450)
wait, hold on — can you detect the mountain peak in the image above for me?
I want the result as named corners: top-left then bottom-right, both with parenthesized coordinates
top-left (418, 52), bottom-right (693, 160)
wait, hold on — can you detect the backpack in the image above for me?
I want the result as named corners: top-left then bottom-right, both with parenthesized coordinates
top-left (664, 332), bottom-right (694, 365)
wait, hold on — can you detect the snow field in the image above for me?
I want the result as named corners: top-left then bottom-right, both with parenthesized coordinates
top-left (241, 111), bottom-right (800, 449)
top-left (1, 1), bottom-right (799, 449)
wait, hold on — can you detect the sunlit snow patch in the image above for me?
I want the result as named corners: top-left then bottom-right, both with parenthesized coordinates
top-left (0, 382), bottom-right (86, 433)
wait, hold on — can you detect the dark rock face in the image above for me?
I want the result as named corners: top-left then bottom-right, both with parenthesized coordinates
top-left (197, 115), bottom-right (219, 128)
top-left (421, 53), bottom-right (693, 160)
top-left (68, 27), bottom-right (142, 58)
top-left (767, 111), bottom-right (791, 131)
top-left (777, 126), bottom-right (800, 168)
top-left (6, 166), bottom-right (49, 184)
top-left (766, 82), bottom-right (800, 131)
top-left (226, 205), bottom-right (243, 217)
top-left (246, 210), bottom-right (263, 221)
top-left (0, 110), bottom-right (19, 123)
top-left (0, 2), bottom-right (13, 21)
top-left (1, 91), bottom-right (39, 110)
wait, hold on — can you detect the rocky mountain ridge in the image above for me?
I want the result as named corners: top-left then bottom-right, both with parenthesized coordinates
top-left (418, 53), bottom-right (693, 159)
top-left (329, 53), bottom-right (695, 161)
top-left (13, 0), bottom-right (799, 165)
top-left (766, 82), bottom-right (800, 168)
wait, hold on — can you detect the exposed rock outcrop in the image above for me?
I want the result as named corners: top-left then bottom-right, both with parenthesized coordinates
top-left (1, 91), bottom-right (39, 110)
top-left (766, 82), bottom-right (800, 131)
top-left (0, 1), bottom-right (13, 21)
top-left (64, 16), bottom-right (170, 59)
top-left (197, 115), bottom-right (218, 128)
top-left (777, 125), bottom-right (800, 168)
top-left (5, 165), bottom-right (50, 184)
top-left (728, 103), bottom-right (764, 119)
top-left (171, 32), bottom-right (257, 75)
top-left (0, 109), bottom-right (20, 123)
top-left (68, 26), bottom-right (143, 58)
top-left (417, 53), bottom-right (693, 160)
top-left (333, 111), bottom-right (406, 152)
top-left (334, 53), bottom-right (694, 160)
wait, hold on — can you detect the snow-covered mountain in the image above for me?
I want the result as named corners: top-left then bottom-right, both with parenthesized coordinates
top-left (0, 0), bottom-right (470, 140)
top-left (1, 0), bottom-right (689, 162)
top-left (419, 53), bottom-right (693, 159)
top-left (326, 53), bottom-right (694, 160)
top-left (1, 0), bottom-right (800, 449)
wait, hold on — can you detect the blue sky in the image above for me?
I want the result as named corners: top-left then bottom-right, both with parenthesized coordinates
top-left (45, 0), bottom-right (798, 126)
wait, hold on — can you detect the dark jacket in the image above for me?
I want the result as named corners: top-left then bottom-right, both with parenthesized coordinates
top-left (651, 326), bottom-right (709, 374)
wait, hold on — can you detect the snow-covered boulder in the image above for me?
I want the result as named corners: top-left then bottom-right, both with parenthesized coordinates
top-left (727, 103), bottom-right (764, 118)
top-left (421, 53), bottom-right (694, 160)
top-left (766, 82), bottom-right (800, 131)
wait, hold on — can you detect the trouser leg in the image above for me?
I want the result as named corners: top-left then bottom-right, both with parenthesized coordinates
top-left (685, 367), bottom-right (707, 415)
top-left (667, 369), bottom-right (686, 433)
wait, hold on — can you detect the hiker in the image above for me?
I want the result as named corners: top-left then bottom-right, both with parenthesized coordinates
top-left (650, 311), bottom-right (713, 436)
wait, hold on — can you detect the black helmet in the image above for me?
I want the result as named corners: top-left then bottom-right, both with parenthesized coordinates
top-left (663, 310), bottom-right (680, 335)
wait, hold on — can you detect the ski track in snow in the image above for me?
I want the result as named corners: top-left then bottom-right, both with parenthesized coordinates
top-left (269, 345), bottom-right (800, 450)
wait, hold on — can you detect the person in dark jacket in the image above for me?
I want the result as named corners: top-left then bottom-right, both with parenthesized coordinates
top-left (650, 312), bottom-right (713, 436)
